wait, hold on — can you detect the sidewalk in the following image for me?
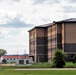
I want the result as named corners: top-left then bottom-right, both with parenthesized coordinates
top-left (15, 68), bottom-right (76, 70)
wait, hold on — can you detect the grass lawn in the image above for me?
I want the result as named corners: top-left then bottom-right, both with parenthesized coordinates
top-left (1, 62), bottom-right (76, 69)
top-left (0, 70), bottom-right (76, 75)
top-left (65, 62), bottom-right (76, 68)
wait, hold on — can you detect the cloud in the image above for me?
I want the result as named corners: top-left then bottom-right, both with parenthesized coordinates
top-left (0, 28), bottom-right (9, 38)
top-left (61, 0), bottom-right (76, 13)
top-left (68, 0), bottom-right (76, 3)
top-left (0, 0), bottom-right (64, 26)
top-left (12, 0), bottom-right (20, 2)
top-left (0, 16), bottom-right (33, 28)
top-left (0, 0), bottom-right (3, 2)
top-left (62, 6), bottom-right (76, 13)
top-left (33, 0), bottom-right (60, 4)
top-left (49, 0), bottom-right (60, 4)
top-left (0, 28), bottom-right (29, 54)
top-left (0, 0), bottom-right (76, 55)
top-left (0, 0), bottom-right (20, 2)
top-left (34, 0), bottom-right (46, 4)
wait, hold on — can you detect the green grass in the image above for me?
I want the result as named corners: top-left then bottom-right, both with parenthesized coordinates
top-left (0, 62), bottom-right (51, 69)
top-left (0, 70), bottom-right (76, 75)
top-left (1, 62), bottom-right (76, 69)
top-left (65, 62), bottom-right (76, 68)
top-left (31, 62), bottom-right (51, 68)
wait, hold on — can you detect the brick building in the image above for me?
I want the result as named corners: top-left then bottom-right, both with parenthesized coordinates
top-left (28, 18), bottom-right (76, 62)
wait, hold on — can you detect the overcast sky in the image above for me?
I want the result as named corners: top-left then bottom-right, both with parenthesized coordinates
top-left (0, 0), bottom-right (76, 55)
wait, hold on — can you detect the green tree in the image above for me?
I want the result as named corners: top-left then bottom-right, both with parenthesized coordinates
top-left (0, 49), bottom-right (7, 57)
top-left (52, 49), bottom-right (66, 68)
top-left (71, 54), bottom-right (76, 64)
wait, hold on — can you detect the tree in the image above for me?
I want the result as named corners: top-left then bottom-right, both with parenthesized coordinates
top-left (52, 49), bottom-right (66, 68)
top-left (70, 54), bottom-right (76, 64)
top-left (0, 49), bottom-right (7, 57)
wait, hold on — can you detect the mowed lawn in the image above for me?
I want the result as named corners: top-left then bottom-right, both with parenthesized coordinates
top-left (0, 70), bottom-right (76, 75)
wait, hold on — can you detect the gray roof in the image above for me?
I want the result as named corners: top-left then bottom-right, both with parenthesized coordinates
top-left (56, 18), bottom-right (76, 23)
top-left (28, 18), bottom-right (76, 31)
top-left (36, 18), bottom-right (76, 28)
top-left (36, 23), bottom-right (53, 27)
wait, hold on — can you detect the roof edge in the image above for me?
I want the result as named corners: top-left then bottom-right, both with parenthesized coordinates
top-left (28, 18), bottom-right (76, 32)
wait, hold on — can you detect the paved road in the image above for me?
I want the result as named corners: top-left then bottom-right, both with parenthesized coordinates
top-left (15, 68), bottom-right (76, 70)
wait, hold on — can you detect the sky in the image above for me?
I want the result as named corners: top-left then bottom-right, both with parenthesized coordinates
top-left (0, 0), bottom-right (76, 55)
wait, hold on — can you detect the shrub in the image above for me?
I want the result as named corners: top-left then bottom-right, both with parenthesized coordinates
top-left (70, 54), bottom-right (76, 64)
top-left (52, 49), bottom-right (66, 68)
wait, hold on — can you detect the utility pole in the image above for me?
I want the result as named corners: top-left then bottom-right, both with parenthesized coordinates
top-left (24, 49), bottom-right (26, 58)
top-left (24, 49), bottom-right (26, 64)
top-left (17, 51), bottom-right (18, 59)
